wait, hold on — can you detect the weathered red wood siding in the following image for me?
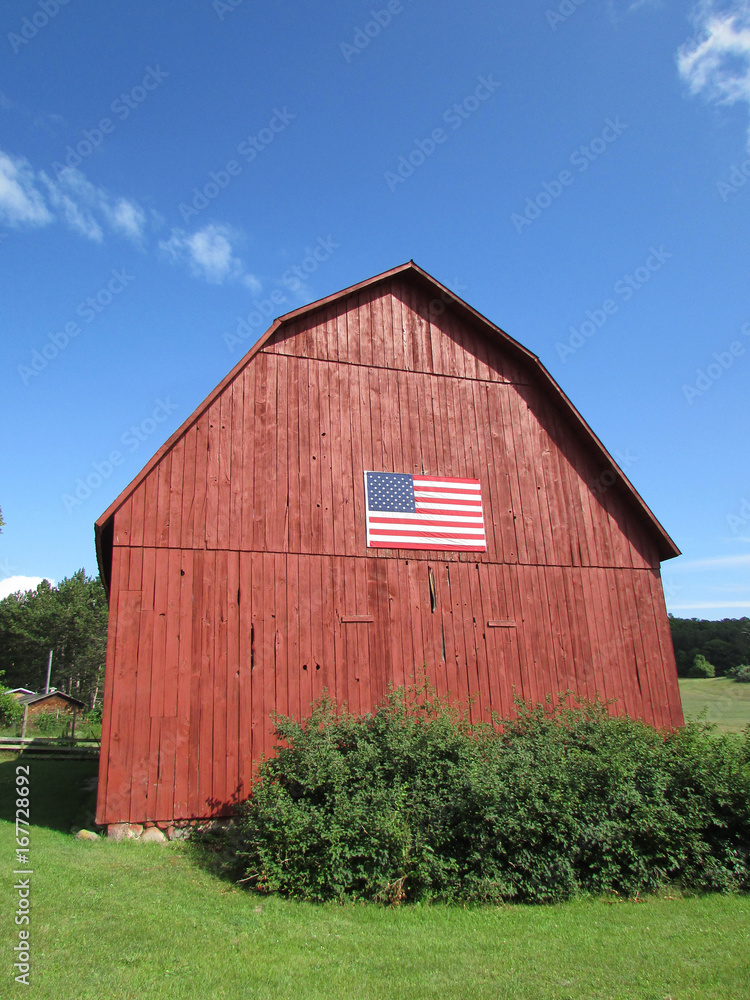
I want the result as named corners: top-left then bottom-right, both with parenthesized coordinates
top-left (96, 274), bottom-right (682, 826)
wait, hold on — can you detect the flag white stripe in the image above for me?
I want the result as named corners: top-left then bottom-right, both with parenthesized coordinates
top-left (370, 524), bottom-right (487, 534)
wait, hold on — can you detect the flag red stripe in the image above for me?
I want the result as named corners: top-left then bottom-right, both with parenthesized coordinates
top-left (369, 529), bottom-right (486, 540)
top-left (368, 541), bottom-right (487, 551)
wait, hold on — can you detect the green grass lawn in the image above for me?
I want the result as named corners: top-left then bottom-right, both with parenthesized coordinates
top-left (679, 677), bottom-right (750, 732)
top-left (1, 758), bottom-right (749, 999)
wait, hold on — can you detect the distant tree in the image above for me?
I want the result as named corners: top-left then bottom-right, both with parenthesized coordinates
top-left (0, 571), bottom-right (108, 709)
top-left (669, 616), bottom-right (750, 676)
top-left (0, 684), bottom-right (22, 728)
top-left (687, 654), bottom-right (715, 678)
top-left (0, 505), bottom-right (4, 532)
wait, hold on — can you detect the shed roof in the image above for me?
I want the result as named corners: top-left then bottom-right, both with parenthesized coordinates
top-left (95, 260), bottom-right (680, 589)
top-left (19, 691), bottom-right (86, 710)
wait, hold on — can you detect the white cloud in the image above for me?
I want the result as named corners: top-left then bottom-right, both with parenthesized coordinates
top-left (40, 166), bottom-right (146, 244)
top-left (0, 146), bottom-right (267, 293)
top-left (0, 151), bottom-right (53, 228)
top-left (0, 148), bottom-right (146, 243)
top-left (242, 272), bottom-right (263, 295)
top-left (668, 600), bottom-right (750, 608)
top-left (668, 552), bottom-right (750, 570)
top-left (106, 198), bottom-right (147, 242)
top-left (0, 575), bottom-right (55, 601)
top-left (678, 2), bottom-right (750, 148)
top-left (159, 223), bottom-right (260, 289)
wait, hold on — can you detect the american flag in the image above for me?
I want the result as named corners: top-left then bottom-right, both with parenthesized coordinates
top-left (364, 471), bottom-right (487, 552)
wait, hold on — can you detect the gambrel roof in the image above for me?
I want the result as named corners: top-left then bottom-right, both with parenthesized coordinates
top-left (95, 261), bottom-right (679, 591)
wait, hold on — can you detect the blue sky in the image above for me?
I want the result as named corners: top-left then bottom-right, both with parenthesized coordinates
top-left (1, 0), bottom-right (749, 618)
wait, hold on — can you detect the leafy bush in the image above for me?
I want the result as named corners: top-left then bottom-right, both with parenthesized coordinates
top-left (32, 712), bottom-right (62, 735)
top-left (87, 702), bottom-right (103, 724)
top-left (210, 688), bottom-right (750, 905)
top-left (688, 654), bottom-right (715, 678)
top-left (728, 665), bottom-right (750, 684)
top-left (0, 687), bottom-right (23, 728)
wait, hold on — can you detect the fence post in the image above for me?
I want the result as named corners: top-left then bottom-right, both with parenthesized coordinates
top-left (21, 706), bottom-right (28, 740)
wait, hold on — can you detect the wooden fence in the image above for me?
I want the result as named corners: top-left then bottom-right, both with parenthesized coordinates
top-left (0, 737), bottom-right (100, 760)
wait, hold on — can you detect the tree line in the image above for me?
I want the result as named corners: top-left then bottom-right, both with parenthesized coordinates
top-left (0, 570), bottom-right (108, 710)
top-left (668, 615), bottom-right (750, 677)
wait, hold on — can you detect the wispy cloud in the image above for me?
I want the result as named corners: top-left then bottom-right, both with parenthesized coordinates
top-left (159, 223), bottom-right (261, 290)
top-left (678, 1), bottom-right (750, 149)
top-left (1, 146), bottom-right (267, 293)
top-left (0, 151), bottom-right (53, 228)
top-left (669, 552), bottom-right (750, 570)
top-left (0, 148), bottom-right (146, 243)
top-left (669, 600), bottom-right (750, 608)
top-left (40, 166), bottom-right (146, 244)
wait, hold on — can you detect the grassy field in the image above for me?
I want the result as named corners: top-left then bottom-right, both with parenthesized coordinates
top-left (1, 759), bottom-right (750, 999)
top-left (679, 677), bottom-right (750, 732)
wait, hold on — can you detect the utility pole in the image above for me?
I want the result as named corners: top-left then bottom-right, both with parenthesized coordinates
top-left (45, 649), bottom-right (53, 694)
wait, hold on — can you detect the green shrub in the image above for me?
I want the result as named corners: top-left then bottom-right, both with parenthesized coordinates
top-left (688, 654), bottom-right (716, 678)
top-left (210, 688), bottom-right (750, 905)
top-left (728, 665), bottom-right (750, 684)
top-left (32, 712), bottom-right (62, 735)
top-left (0, 687), bottom-right (23, 728)
top-left (87, 702), bottom-right (103, 724)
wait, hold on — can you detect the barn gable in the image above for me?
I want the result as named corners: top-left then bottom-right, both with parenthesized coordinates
top-left (95, 262), bottom-right (683, 828)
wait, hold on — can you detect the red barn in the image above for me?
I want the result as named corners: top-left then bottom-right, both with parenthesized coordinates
top-left (94, 262), bottom-right (683, 829)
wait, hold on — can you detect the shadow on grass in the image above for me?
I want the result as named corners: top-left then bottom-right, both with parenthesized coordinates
top-left (0, 754), bottom-right (99, 834)
top-left (182, 819), bottom-right (249, 890)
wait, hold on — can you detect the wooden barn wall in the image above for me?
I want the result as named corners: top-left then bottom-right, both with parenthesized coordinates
top-left (97, 279), bottom-right (682, 825)
top-left (98, 548), bottom-right (681, 825)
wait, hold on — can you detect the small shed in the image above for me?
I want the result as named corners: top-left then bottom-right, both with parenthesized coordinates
top-left (19, 692), bottom-right (86, 715)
